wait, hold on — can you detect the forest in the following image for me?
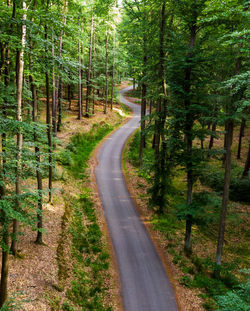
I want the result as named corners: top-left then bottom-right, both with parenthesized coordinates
top-left (0, 0), bottom-right (249, 310)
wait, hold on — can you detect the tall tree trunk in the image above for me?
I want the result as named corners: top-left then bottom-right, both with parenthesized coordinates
top-left (111, 29), bottom-right (116, 111)
top-left (0, 216), bottom-right (9, 307)
top-left (215, 35), bottom-right (243, 276)
top-left (242, 143), bottom-right (250, 178)
top-left (29, 1), bottom-right (43, 244)
top-left (78, 19), bottom-right (82, 120)
top-left (0, 3), bottom-right (11, 301)
top-left (68, 83), bottom-right (71, 110)
top-left (92, 30), bottom-right (96, 115)
top-left (86, 14), bottom-right (94, 116)
top-left (11, 0), bottom-right (27, 256)
top-left (51, 35), bottom-right (57, 139)
top-left (184, 22), bottom-right (197, 255)
top-left (139, 70), bottom-right (147, 166)
top-left (215, 119), bottom-right (234, 274)
top-left (57, 79), bottom-right (62, 131)
top-left (55, 1), bottom-right (67, 132)
top-left (209, 122), bottom-right (217, 150)
top-left (139, 32), bottom-right (147, 166)
top-left (237, 118), bottom-right (246, 159)
top-left (104, 28), bottom-right (109, 114)
top-left (55, 40), bottom-right (62, 134)
top-left (0, 166), bottom-right (9, 306)
top-left (0, 98), bottom-right (9, 308)
top-left (151, 4), bottom-right (168, 213)
top-left (44, 0), bottom-right (52, 203)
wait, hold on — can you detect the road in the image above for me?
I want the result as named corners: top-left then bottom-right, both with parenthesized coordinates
top-left (95, 86), bottom-right (178, 311)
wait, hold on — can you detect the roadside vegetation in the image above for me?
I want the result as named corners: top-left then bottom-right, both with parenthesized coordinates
top-left (124, 111), bottom-right (249, 311)
top-left (52, 121), bottom-right (122, 311)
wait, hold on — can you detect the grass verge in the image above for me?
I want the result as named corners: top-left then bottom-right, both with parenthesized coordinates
top-left (49, 119), bottom-right (123, 310)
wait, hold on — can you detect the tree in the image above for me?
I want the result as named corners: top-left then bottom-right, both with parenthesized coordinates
top-left (10, 0), bottom-right (27, 256)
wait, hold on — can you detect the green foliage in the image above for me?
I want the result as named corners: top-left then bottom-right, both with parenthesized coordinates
top-left (0, 294), bottom-right (26, 311)
top-left (177, 191), bottom-right (221, 226)
top-left (199, 164), bottom-right (250, 203)
top-left (215, 278), bottom-right (250, 311)
top-left (127, 130), bottom-right (141, 167)
top-left (193, 274), bottom-right (227, 297)
top-left (62, 301), bottom-right (75, 311)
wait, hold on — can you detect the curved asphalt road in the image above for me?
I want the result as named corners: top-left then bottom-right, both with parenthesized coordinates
top-left (95, 86), bottom-right (178, 311)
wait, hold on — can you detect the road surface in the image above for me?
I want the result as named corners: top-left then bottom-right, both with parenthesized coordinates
top-left (95, 86), bottom-right (178, 311)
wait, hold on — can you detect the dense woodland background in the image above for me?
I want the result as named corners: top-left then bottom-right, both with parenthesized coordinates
top-left (0, 0), bottom-right (249, 310)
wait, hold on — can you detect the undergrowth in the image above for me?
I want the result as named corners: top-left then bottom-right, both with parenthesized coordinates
top-left (199, 163), bottom-right (250, 203)
top-left (54, 121), bottom-right (121, 310)
top-left (66, 194), bottom-right (111, 311)
top-left (58, 122), bottom-right (116, 178)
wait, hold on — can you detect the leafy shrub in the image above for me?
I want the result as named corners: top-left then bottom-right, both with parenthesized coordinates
top-left (177, 191), bottom-right (221, 226)
top-left (199, 164), bottom-right (250, 203)
top-left (62, 301), bottom-right (75, 311)
top-left (192, 274), bottom-right (227, 297)
top-left (215, 279), bottom-right (250, 311)
top-left (180, 275), bottom-right (193, 288)
top-left (127, 130), bottom-right (140, 167)
top-left (230, 177), bottom-right (250, 202)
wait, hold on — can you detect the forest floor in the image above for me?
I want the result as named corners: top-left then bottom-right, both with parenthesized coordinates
top-left (5, 87), bottom-right (130, 311)
top-left (122, 90), bottom-right (250, 311)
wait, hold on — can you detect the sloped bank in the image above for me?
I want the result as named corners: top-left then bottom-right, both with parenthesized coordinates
top-left (50, 112), bottom-right (129, 310)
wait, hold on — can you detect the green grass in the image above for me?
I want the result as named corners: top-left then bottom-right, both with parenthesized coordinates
top-left (66, 193), bottom-right (111, 311)
top-left (58, 122), bottom-right (116, 178)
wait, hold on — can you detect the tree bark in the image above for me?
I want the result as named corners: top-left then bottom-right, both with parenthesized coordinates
top-left (209, 122), bottom-right (217, 150)
top-left (29, 6), bottom-right (44, 244)
top-left (215, 34), bottom-right (243, 276)
top-left (86, 14), bottom-right (94, 116)
top-left (237, 118), bottom-right (246, 159)
top-left (55, 1), bottom-right (67, 132)
top-left (78, 19), bottom-right (82, 120)
top-left (184, 21), bottom-right (197, 255)
top-left (92, 30), bottom-right (96, 115)
top-left (215, 119), bottom-right (234, 273)
top-left (242, 143), bottom-right (250, 178)
top-left (111, 29), bottom-right (116, 111)
top-left (0, 3), bottom-right (11, 301)
top-left (68, 83), bottom-right (71, 110)
top-left (139, 31), bottom-right (147, 166)
top-left (0, 135), bottom-right (9, 308)
top-left (57, 79), bottom-right (62, 131)
top-left (51, 36), bottom-right (57, 139)
top-left (11, 0), bottom-right (27, 256)
top-left (0, 212), bottom-right (9, 307)
top-left (139, 70), bottom-right (147, 166)
top-left (44, 0), bottom-right (52, 203)
top-left (104, 28), bottom-right (109, 114)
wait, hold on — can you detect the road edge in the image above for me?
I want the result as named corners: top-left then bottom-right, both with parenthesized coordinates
top-left (120, 107), bottom-right (182, 311)
top-left (89, 96), bottom-right (133, 311)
